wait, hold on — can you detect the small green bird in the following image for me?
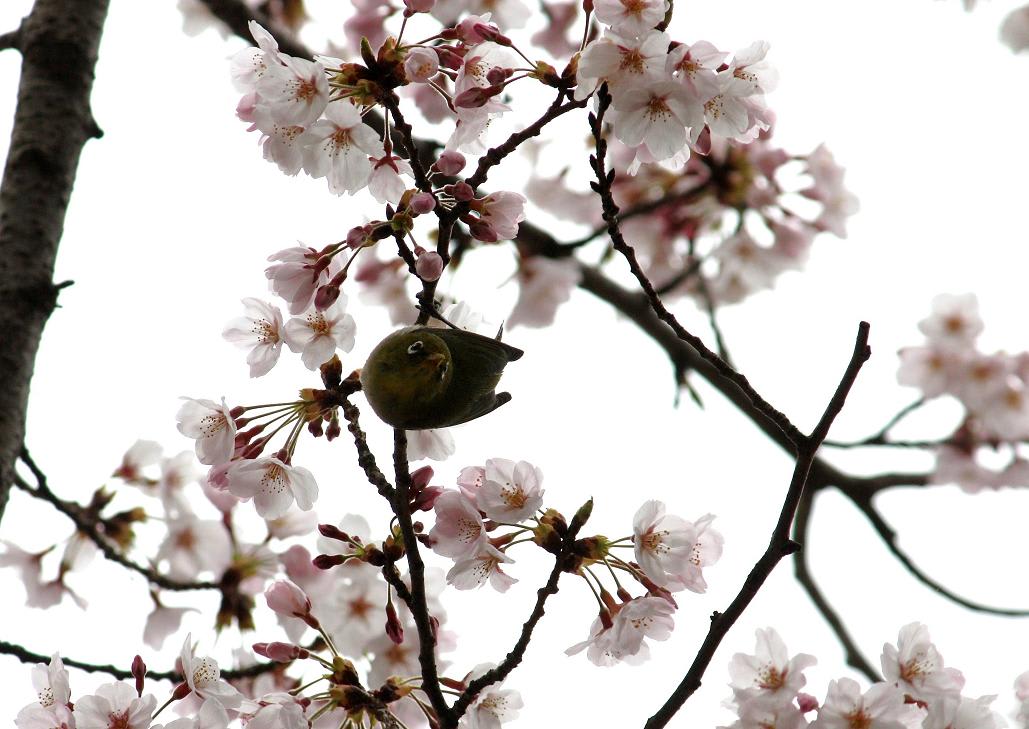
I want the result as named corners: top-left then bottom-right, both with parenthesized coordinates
top-left (360, 326), bottom-right (523, 429)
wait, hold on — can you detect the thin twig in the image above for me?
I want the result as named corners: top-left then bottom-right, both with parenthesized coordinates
top-left (16, 450), bottom-right (218, 592)
top-left (644, 322), bottom-right (871, 729)
top-left (587, 85), bottom-right (806, 452)
top-left (791, 492), bottom-right (881, 681)
top-left (195, 0), bottom-right (310, 58)
top-left (0, 639), bottom-right (288, 682)
top-left (823, 398), bottom-right (929, 449)
top-left (339, 400), bottom-right (394, 500)
top-left (846, 493), bottom-right (1029, 617)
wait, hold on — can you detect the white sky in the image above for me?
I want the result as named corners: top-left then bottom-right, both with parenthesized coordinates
top-left (1, 0), bottom-right (1028, 726)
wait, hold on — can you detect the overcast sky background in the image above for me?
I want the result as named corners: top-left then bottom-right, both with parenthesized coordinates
top-left (1, 0), bottom-right (1028, 726)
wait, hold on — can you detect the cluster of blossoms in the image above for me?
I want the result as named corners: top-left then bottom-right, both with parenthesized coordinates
top-left (897, 293), bottom-right (1029, 492)
top-left (721, 623), bottom-right (1012, 729)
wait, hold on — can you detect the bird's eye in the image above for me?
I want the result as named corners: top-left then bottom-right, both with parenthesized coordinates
top-left (407, 341), bottom-right (424, 356)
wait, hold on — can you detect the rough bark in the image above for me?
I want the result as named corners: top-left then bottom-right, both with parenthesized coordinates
top-left (0, 0), bottom-right (111, 522)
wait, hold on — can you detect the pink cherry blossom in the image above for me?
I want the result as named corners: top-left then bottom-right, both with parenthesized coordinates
top-left (478, 458), bottom-right (544, 523)
top-left (226, 457), bottom-right (319, 519)
top-left (113, 439), bottom-right (162, 484)
top-left (407, 427), bottom-right (456, 461)
top-left (15, 703), bottom-right (75, 729)
top-left (265, 245), bottom-right (341, 316)
top-left (404, 47), bottom-right (440, 82)
top-left (152, 699), bottom-right (230, 729)
top-left (238, 694), bottom-right (308, 729)
top-left (531, 2), bottom-right (579, 57)
top-left (881, 622), bottom-right (965, 701)
top-left (610, 80), bottom-right (703, 162)
top-left (446, 544), bottom-right (517, 592)
top-left (283, 294), bottom-right (356, 370)
top-left (301, 102), bottom-right (383, 195)
top-left (265, 579), bottom-right (313, 620)
top-left (666, 40), bottom-right (726, 102)
top-left (143, 601), bottom-right (197, 650)
top-left (507, 255), bottom-right (580, 328)
top-left (255, 55), bottom-right (329, 127)
top-left (923, 695), bottom-right (1003, 729)
top-left (457, 466), bottom-right (486, 504)
top-left (156, 515), bottom-right (232, 581)
top-left (429, 491), bottom-right (488, 558)
top-left (917, 293), bottom-right (983, 349)
top-left (176, 398), bottom-right (237, 466)
top-left (72, 682), bottom-right (157, 729)
top-left (633, 501), bottom-right (723, 592)
top-left (724, 696), bottom-right (808, 729)
top-left (567, 596), bottom-right (675, 666)
top-left (896, 346), bottom-right (966, 398)
top-left (729, 628), bottom-right (817, 705)
top-left (593, 0), bottom-right (668, 38)
top-left (223, 297), bottom-right (284, 377)
top-left (575, 30), bottom-right (670, 101)
top-left (464, 663), bottom-right (524, 729)
top-left (368, 153), bottom-right (414, 204)
top-left (810, 679), bottom-right (919, 729)
top-left (728, 41), bottom-right (778, 96)
top-left (179, 634), bottom-right (243, 710)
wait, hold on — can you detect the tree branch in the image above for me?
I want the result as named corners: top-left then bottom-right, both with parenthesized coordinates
top-left (15, 450), bottom-right (218, 592)
top-left (791, 492), bottom-right (881, 682)
top-left (644, 321), bottom-right (871, 729)
top-left (0, 0), bottom-right (112, 524)
top-left (194, 0), bottom-right (310, 58)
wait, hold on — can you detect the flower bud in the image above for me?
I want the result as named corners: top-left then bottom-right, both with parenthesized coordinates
top-left (404, 0), bottom-right (435, 11)
top-left (415, 251), bottom-right (444, 281)
top-left (454, 85), bottom-right (503, 109)
top-left (314, 282), bottom-right (341, 311)
top-left (468, 219), bottom-right (498, 243)
top-left (314, 553), bottom-right (346, 569)
top-left (434, 150), bottom-right (466, 176)
top-left (797, 693), bottom-right (819, 713)
top-left (446, 181), bottom-right (474, 201)
top-left (131, 655), bottom-right (146, 697)
top-left (254, 641), bottom-right (303, 662)
top-left (409, 191), bottom-right (437, 215)
top-left (486, 67), bottom-right (512, 85)
top-left (385, 601), bottom-right (405, 645)
top-left (265, 580), bottom-right (316, 627)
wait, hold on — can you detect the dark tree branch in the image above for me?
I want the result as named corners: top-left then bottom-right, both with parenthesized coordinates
top-left (15, 450), bottom-right (218, 592)
top-left (0, 639), bottom-right (288, 682)
top-left (0, 23), bottom-right (22, 52)
top-left (340, 398), bottom-right (395, 500)
top-left (391, 430), bottom-right (454, 726)
top-left (644, 322), bottom-right (871, 729)
top-left (0, 0), bottom-right (111, 524)
top-left (823, 398), bottom-right (927, 448)
top-left (844, 492), bottom-right (1029, 617)
top-left (791, 492), bottom-right (881, 682)
top-left (586, 86), bottom-right (806, 452)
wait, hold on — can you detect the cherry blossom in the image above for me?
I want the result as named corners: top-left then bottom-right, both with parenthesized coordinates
top-left (923, 695), bottom-right (1003, 729)
top-left (113, 439), bottom-right (162, 484)
top-left (283, 294), bottom-right (357, 370)
top-left (666, 40), bottom-right (726, 102)
top-left (323, 567), bottom-right (385, 654)
top-left (407, 427), bottom-right (456, 462)
top-left (155, 515), bottom-right (232, 581)
top-left (728, 41), bottom-right (778, 96)
top-left (633, 501), bottom-right (724, 592)
top-left (809, 679), bottom-right (919, 729)
top-left (179, 634), bottom-right (243, 710)
top-left (265, 245), bottom-right (341, 316)
top-left (722, 696), bottom-right (809, 729)
top-left (72, 682), bottom-right (157, 729)
top-left (575, 29), bottom-right (671, 101)
top-left (255, 55), bottom-right (329, 127)
top-left (429, 491), bottom-right (488, 558)
top-left (143, 601), bottom-right (197, 650)
top-left (368, 153), bottom-right (414, 204)
top-left (300, 101), bottom-right (383, 195)
top-left (446, 544), bottom-right (517, 591)
top-left (729, 628), bottom-right (817, 705)
top-left (404, 47), bottom-right (440, 83)
top-left (473, 191), bottom-right (526, 241)
top-left (464, 664), bottom-right (524, 729)
top-left (15, 703), bottom-right (75, 729)
top-left (881, 622), bottom-right (965, 701)
top-left (176, 398), bottom-right (237, 466)
top-left (222, 298), bottom-right (284, 377)
top-left (609, 80), bottom-right (703, 162)
top-left (593, 0), bottom-right (668, 38)
top-left (800, 144), bottom-right (859, 238)
top-left (30, 653), bottom-right (70, 709)
top-left (238, 694), bottom-right (307, 729)
top-left (567, 596), bottom-right (675, 666)
top-left (153, 700), bottom-right (230, 729)
top-left (917, 294), bottom-right (983, 349)
top-left (507, 255), bottom-right (580, 328)
top-left (226, 457), bottom-right (319, 519)
top-left (474, 458), bottom-right (544, 523)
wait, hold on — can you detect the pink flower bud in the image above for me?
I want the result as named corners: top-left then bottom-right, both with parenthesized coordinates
top-left (346, 225), bottom-right (371, 248)
top-left (254, 642), bottom-right (302, 662)
top-left (413, 485), bottom-right (444, 512)
top-left (404, 0), bottom-right (435, 11)
top-left (486, 67), bottom-right (512, 85)
top-left (314, 283), bottom-right (341, 311)
top-left (416, 251), bottom-right (444, 281)
top-left (314, 553), bottom-right (345, 569)
top-left (436, 46), bottom-right (465, 70)
top-left (265, 580), bottom-right (312, 620)
top-left (797, 693), bottom-right (819, 713)
top-left (385, 601), bottom-right (405, 645)
top-left (446, 181), bottom-right (475, 202)
top-left (411, 465), bottom-right (435, 490)
top-left (454, 85), bottom-right (503, 109)
top-left (404, 47), bottom-right (439, 83)
top-left (409, 192), bottom-right (437, 215)
top-left (131, 655), bottom-right (146, 697)
top-left (434, 151), bottom-right (466, 176)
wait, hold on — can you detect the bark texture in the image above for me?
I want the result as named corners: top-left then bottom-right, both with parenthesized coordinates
top-left (0, 0), bottom-right (111, 522)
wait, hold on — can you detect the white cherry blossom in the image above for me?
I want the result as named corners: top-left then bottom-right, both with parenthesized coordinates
top-left (284, 294), bottom-right (357, 370)
top-left (176, 398), bottom-right (236, 466)
top-left (223, 298), bottom-right (284, 377)
top-left (301, 102), bottom-right (383, 195)
top-left (73, 682), bottom-right (157, 729)
top-left (478, 458), bottom-right (544, 523)
top-left (226, 457), bottom-right (319, 519)
top-left (179, 634), bottom-right (243, 710)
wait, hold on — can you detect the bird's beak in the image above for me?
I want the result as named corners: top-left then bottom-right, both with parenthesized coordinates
top-left (426, 353), bottom-right (446, 366)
